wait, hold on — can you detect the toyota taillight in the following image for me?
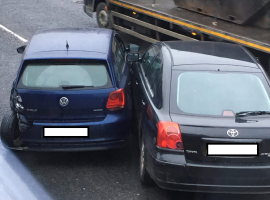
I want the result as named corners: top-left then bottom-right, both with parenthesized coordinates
top-left (106, 88), bottom-right (125, 111)
top-left (157, 121), bottom-right (183, 150)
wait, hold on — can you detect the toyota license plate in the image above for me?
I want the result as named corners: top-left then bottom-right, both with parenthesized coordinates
top-left (207, 144), bottom-right (258, 156)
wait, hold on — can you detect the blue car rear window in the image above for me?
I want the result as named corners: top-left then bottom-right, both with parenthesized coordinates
top-left (17, 59), bottom-right (112, 90)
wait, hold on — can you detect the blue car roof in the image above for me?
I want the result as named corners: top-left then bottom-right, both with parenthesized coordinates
top-left (24, 28), bottom-right (114, 60)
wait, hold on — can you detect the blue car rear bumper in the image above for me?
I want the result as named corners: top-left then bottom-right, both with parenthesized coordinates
top-left (16, 140), bottom-right (128, 152)
top-left (19, 113), bottom-right (131, 151)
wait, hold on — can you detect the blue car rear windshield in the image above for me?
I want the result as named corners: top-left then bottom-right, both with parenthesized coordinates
top-left (17, 60), bottom-right (112, 90)
top-left (170, 71), bottom-right (270, 116)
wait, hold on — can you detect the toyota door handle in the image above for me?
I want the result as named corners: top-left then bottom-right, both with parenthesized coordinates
top-left (142, 100), bottom-right (145, 106)
top-left (136, 80), bottom-right (139, 85)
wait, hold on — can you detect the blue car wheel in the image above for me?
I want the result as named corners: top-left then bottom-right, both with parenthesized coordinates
top-left (0, 109), bottom-right (22, 148)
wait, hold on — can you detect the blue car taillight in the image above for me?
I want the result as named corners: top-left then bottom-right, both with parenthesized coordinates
top-left (106, 88), bottom-right (125, 111)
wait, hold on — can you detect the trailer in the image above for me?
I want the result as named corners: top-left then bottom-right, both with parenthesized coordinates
top-left (84, 0), bottom-right (270, 74)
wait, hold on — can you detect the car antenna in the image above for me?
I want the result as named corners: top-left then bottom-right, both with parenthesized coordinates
top-left (66, 40), bottom-right (69, 50)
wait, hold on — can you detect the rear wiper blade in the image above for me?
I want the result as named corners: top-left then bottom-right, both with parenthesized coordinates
top-left (61, 85), bottom-right (93, 89)
top-left (236, 111), bottom-right (270, 117)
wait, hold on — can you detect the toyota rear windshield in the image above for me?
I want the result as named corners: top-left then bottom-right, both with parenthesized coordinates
top-left (170, 71), bottom-right (270, 117)
top-left (17, 59), bottom-right (113, 90)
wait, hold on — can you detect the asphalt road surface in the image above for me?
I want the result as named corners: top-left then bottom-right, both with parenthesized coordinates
top-left (0, 0), bottom-right (270, 199)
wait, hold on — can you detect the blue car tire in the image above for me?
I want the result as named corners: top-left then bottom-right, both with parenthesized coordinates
top-left (0, 109), bottom-right (22, 148)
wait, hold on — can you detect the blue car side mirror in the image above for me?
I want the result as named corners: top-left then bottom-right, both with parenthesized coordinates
top-left (17, 45), bottom-right (27, 54)
top-left (127, 53), bottom-right (139, 62)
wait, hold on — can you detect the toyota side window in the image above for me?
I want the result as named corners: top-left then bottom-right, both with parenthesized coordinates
top-left (145, 53), bottom-right (163, 108)
top-left (145, 53), bottom-right (162, 85)
top-left (141, 46), bottom-right (159, 73)
top-left (150, 73), bottom-right (162, 109)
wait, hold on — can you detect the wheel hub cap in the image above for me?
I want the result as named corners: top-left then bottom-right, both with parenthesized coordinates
top-left (98, 10), bottom-right (109, 26)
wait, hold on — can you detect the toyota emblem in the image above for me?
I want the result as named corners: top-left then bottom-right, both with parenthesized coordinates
top-left (59, 97), bottom-right (69, 107)
top-left (227, 129), bottom-right (239, 137)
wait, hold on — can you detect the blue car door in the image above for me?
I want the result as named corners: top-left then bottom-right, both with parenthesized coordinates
top-left (111, 33), bottom-right (132, 115)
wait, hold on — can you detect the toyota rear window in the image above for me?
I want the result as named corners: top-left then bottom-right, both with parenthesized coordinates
top-left (170, 71), bottom-right (270, 116)
top-left (17, 60), bottom-right (112, 90)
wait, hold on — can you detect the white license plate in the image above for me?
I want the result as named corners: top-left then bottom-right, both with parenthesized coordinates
top-left (207, 144), bottom-right (258, 156)
top-left (43, 127), bottom-right (89, 137)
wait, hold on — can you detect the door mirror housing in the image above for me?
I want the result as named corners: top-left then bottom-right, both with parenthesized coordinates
top-left (127, 53), bottom-right (139, 62)
top-left (128, 44), bottom-right (140, 52)
top-left (17, 45), bottom-right (27, 54)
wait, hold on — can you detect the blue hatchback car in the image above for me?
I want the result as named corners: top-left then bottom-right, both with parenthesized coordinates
top-left (1, 28), bottom-right (139, 151)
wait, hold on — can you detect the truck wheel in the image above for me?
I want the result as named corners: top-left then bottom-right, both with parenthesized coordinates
top-left (96, 2), bottom-right (112, 29)
top-left (140, 136), bottom-right (153, 185)
top-left (0, 109), bottom-right (22, 148)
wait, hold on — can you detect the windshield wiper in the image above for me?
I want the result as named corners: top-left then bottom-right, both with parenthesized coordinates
top-left (61, 85), bottom-right (93, 89)
top-left (235, 111), bottom-right (270, 117)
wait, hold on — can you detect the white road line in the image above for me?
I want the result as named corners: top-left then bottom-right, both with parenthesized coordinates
top-left (0, 24), bottom-right (28, 42)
